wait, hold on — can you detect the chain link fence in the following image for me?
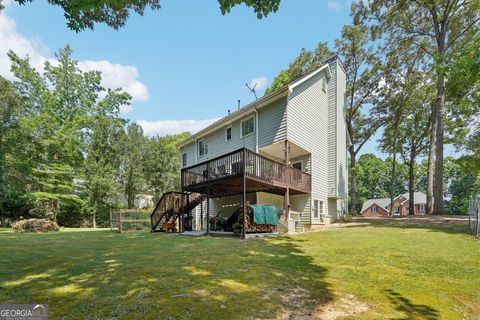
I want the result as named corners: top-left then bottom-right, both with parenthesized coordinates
top-left (468, 195), bottom-right (480, 236)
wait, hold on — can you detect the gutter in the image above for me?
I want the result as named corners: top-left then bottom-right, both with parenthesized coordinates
top-left (177, 87), bottom-right (288, 148)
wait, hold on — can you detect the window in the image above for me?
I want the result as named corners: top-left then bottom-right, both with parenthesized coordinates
top-left (225, 127), bottom-right (232, 141)
top-left (372, 205), bottom-right (377, 213)
top-left (313, 200), bottom-right (324, 219)
top-left (292, 161), bottom-right (302, 171)
top-left (198, 140), bottom-right (208, 156)
top-left (241, 117), bottom-right (255, 137)
top-left (419, 204), bottom-right (425, 211)
top-left (182, 153), bottom-right (187, 167)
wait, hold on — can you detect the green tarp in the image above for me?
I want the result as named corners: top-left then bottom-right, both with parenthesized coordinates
top-left (251, 205), bottom-right (279, 225)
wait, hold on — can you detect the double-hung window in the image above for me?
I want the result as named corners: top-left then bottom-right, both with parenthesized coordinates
top-left (225, 127), bottom-right (232, 141)
top-left (241, 116), bottom-right (255, 137)
top-left (198, 140), bottom-right (208, 156)
top-left (182, 153), bottom-right (187, 167)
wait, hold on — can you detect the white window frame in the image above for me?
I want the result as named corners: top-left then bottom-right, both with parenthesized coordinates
top-left (182, 153), bottom-right (187, 167)
top-left (372, 205), bottom-right (377, 213)
top-left (240, 116), bottom-right (255, 137)
top-left (225, 126), bottom-right (232, 141)
top-left (419, 204), bottom-right (425, 211)
top-left (198, 139), bottom-right (208, 157)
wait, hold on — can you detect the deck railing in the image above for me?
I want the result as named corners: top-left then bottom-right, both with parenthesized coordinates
top-left (181, 148), bottom-right (311, 193)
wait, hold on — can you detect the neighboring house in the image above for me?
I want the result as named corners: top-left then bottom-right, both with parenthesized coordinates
top-left (361, 192), bottom-right (429, 217)
top-left (176, 56), bottom-right (348, 234)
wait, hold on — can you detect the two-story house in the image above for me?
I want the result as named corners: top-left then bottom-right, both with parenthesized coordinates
top-left (175, 56), bottom-right (348, 235)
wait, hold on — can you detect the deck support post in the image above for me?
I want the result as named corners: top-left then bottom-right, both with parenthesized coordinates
top-left (242, 149), bottom-right (247, 240)
top-left (200, 195), bottom-right (204, 231)
top-left (284, 140), bottom-right (290, 220)
top-left (206, 186), bottom-right (210, 236)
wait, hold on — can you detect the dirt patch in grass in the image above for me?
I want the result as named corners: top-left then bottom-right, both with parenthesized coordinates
top-left (276, 286), bottom-right (369, 320)
top-left (314, 294), bottom-right (370, 320)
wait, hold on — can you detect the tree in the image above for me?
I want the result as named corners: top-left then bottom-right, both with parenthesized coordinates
top-left (356, 154), bottom-right (389, 206)
top-left (398, 87), bottom-right (432, 215)
top-left (9, 45), bottom-right (131, 226)
top-left (0, 77), bottom-right (23, 226)
top-left (4, 0), bottom-right (281, 31)
top-left (84, 116), bottom-right (127, 227)
top-left (265, 43), bottom-right (334, 94)
top-left (335, 23), bottom-right (382, 214)
top-left (122, 123), bottom-right (146, 209)
top-left (447, 31), bottom-right (480, 171)
top-left (143, 133), bottom-right (190, 203)
top-left (353, 0), bottom-right (480, 215)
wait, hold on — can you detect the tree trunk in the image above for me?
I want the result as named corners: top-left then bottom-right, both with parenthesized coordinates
top-left (433, 73), bottom-right (445, 215)
top-left (426, 117), bottom-right (436, 214)
top-left (126, 169), bottom-right (134, 209)
top-left (389, 152), bottom-right (397, 216)
top-left (408, 144), bottom-right (415, 216)
top-left (348, 146), bottom-right (358, 214)
top-left (52, 199), bottom-right (58, 222)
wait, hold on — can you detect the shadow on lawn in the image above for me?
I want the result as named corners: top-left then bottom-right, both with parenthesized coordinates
top-left (385, 289), bottom-right (439, 320)
top-left (0, 230), bottom-right (333, 319)
top-left (340, 217), bottom-right (470, 236)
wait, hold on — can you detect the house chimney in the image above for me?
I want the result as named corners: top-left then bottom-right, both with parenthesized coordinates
top-left (237, 100), bottom-right (241, 110)
top-left (228, 109), bottom-right (231, 115)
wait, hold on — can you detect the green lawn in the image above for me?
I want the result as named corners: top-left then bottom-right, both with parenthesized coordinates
top-left (0, 222), bottom-right (479, 319)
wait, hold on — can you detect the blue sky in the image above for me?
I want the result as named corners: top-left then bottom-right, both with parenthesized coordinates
top-left (0, 0), bottom-right (438, 157)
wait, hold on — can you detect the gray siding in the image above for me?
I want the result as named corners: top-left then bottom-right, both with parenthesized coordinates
top-left (287, 70), bottom-right (330, 224)
top-left (327, 59), bottom-right (348, 217)
top-left (180, 97), bottom-right (287, 168)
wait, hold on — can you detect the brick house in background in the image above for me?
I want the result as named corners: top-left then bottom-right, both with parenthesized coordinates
top-left (361, 192), bottom-right (428, 217)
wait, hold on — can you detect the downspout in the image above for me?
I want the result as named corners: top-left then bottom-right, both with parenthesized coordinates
top-left (254, 107), bottom-right (259, 153)
top-left (195, 138), bottom-right (198, 164)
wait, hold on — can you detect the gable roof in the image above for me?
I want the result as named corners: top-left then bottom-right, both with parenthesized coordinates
top-left (361, 198), bottom-right (390, 213)
top-left (399, 192), bottom-right (427, 204)
top-left (177, 58), bottom-right (338, 148)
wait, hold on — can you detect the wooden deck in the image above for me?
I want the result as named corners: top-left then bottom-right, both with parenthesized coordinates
top-left (181, 148), bottom-right (311, 197)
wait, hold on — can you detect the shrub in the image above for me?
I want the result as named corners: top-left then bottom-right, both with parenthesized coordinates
top-left (12, 219), bottom-right (60, 233)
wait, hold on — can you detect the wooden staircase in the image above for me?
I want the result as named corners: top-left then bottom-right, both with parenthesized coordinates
top-left (150, 192), bottom-right (206, 232)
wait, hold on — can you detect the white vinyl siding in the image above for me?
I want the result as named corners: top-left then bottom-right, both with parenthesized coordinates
top-left (182, 97), bottom-right (287, 163)
top-left (287, 70), bottom-right (329, 224)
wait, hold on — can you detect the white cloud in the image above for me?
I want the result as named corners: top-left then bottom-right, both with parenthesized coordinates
top-left (327, 0), bottom-right (341, 10)
top-left (137, 118), bottom-right (221, 136)
top-left (78, 60), bottom-right (149, 102)
top-left (0, 4), bottom-right (149, 110)
top-left (247, 76), bottom-right (267, 91)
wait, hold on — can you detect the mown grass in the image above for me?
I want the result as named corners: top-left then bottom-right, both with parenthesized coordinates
top-left (0, 222), bottom-right (479, 319)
